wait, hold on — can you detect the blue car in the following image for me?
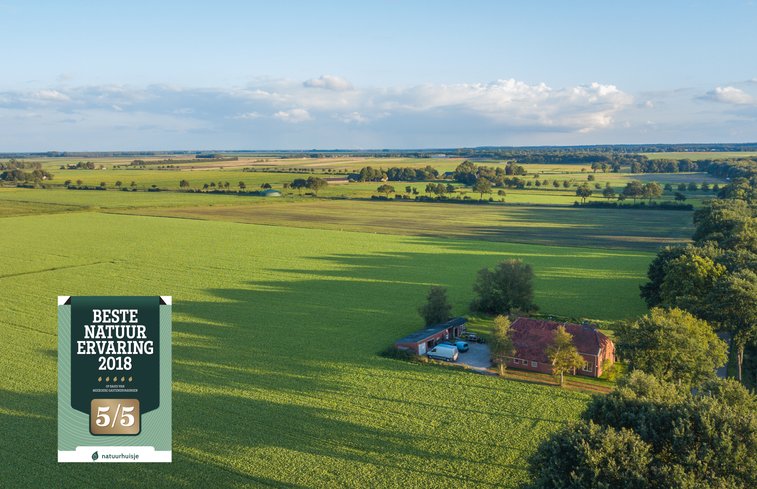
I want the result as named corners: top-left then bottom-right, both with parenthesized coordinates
top-left (444, 340), bottom-right (469, 352)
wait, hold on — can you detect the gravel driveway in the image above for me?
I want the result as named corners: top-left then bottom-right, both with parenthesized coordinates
top-left (457, 342), bottom-right (492, 373)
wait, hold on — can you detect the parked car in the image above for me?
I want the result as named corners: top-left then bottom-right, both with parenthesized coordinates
top-left (427, 344), bottom-right (459, 362)
top-left (444, 340), bottom-right (469, 352)
top-left (460, 332), bottom-right (482, 343)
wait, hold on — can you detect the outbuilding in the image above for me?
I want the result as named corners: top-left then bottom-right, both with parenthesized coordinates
top-left (394, 317), bottom-right (467, 355)
top-left (324, 177), bottom-right (350, 185)
top-left (502, 317), bottom-right (615, 378)
top-left (261, 189), bottom-right (282, 197)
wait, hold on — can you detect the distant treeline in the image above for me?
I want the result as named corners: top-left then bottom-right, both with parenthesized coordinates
top-left (707, 159), bottom-right (757, 180)
top-left (3, 143), bottom-right (757, 161)
top-left (628, 156), bottom-right (757, 175)
top-left (352, 161), bottom-right (528, 184)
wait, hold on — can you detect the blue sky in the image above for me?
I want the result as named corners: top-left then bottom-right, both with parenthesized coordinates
top-left (1, 0), bottom-right (756, 150)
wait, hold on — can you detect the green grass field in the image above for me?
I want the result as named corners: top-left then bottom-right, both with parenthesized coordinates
top-left (0, 200), bottom-right (661, 487)
top-left (121, 199), bottom-right (692, 252)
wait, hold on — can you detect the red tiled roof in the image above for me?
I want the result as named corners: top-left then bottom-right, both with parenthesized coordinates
top-left (509, 317), bottom-right (613, 363)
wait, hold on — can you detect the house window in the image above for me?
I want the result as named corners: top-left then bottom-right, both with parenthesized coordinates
top-left (582, 361), bottom-right (591, 372)
top-left (514, 358), bottom-right (520, 364)
top-left (531, 361), bottom-right (537, 367)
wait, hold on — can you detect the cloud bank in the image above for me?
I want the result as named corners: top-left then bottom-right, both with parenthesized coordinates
top-left (0, 76), bottom-right (755, 150)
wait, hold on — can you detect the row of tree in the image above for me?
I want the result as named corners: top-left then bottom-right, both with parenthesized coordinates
top-left (0, 168), bottom-right (53, 182)
top-left (452, 160), bottom-right (527, 185)
top-left (289, 176), bottom-right (328, 195)
top-left (354, 165), bottom-right (439, 182)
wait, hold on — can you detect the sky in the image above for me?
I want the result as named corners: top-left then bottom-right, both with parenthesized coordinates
top-left (0, 0), bottom-right (756, 150)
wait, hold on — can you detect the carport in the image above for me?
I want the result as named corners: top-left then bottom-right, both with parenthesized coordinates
top-left (394, 317), bottom-right (467, 355)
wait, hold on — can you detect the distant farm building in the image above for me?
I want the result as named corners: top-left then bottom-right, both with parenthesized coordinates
top-left (394, 317), bottom-right (467, 355)
top-left (504, 318), bottom-right (615, 378)
top-left (324, 177), bottom-right (350, 185)
top-left (261, 189), bottom-right (282, 197)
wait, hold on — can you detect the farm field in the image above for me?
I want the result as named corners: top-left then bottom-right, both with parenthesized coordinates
top-left (0, 154), bottom-right (710, 488)
top-left (4, 174), bottom-right (722, 208)
top-left (5, 154), bottom-right (727, 214)
top-left (37, 156), bottom-right (468, 172)
top-left (121, 199), bottom-right (693, 251)
top-left (0, 187), bottom-right (256, 213)
top-left (0, 208), bottom-right (658, 487)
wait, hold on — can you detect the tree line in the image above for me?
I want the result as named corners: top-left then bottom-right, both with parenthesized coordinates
top-left (529, 161), bottom-right (757, 488)
top-left (354, 165), bottom-right (440, 182)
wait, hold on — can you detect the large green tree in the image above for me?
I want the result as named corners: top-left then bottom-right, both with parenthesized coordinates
top-left (693, 199), bottom-right (757, 253)
top-left (531, 372), bottom-right (757, 489)
top-left (623, 180), bottom-right (645, 203)
top-left (453, 160), bottom-right (477, 185)
top-left (640, 246), bottom-right (688, 308)
top-left (530, 421), bottom-right (652, 489)
top-left (489, 315), bottom-right (515, 376)
top-left (616, 308), bottom-right (727, 387)
top-left (377, 184), bottom-right (395, 197)
top-left (291, 178), bottom-right (308, 194)
top-left (472, 178), bottom-right (492, 200)
top-left (305, 176), bottom-right (328, 195)
top-left (584, 372), bottom-right (756, 489)
top-left (470, 259), bottom-right (536, 315)
top-left (418, 286), bottom-right (452, 326)
top-left (575, 184), bottom-right (592, 203)
top-left (659, 253), bottom-right (726, 317)
top-left (707, 269), bottom-right (757, 382)
top-left (546, 325), bottom-right (585, 387)
top-left (642, 182), bottom-right (663, 203)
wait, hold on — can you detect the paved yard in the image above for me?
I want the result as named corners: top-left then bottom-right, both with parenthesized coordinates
top-left (457, 342), bottom-right (492, 373)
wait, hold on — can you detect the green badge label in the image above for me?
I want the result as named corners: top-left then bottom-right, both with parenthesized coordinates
top-left (58, 296), bottom-right (172, 463)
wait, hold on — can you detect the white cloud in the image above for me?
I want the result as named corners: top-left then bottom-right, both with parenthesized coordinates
top-left (378, 79), bottom-right (632, 132)
top-left (232, 111), bottom-right (262, 120)
top-left (337, 111), bottom-right (370, 124)
top-left (303, 75), bottom-right (353, 91)
top-left (702, 86), bottom-right (755, 105)
top-left (30, 89), bottom-right (70, 102)
top-left (273, 108), bottom-right (311, 123)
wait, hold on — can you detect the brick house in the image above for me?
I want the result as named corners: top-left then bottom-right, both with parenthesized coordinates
top-left (502, 317), bottom-right (615, 378)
